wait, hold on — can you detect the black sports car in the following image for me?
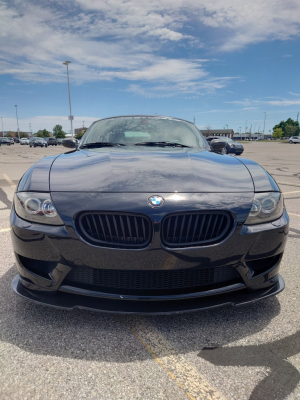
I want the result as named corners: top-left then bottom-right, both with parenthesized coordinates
top-left (206, 136), bottom-right (244, 155)
top-left (11, 116), bottom-right (289, 314)
top-left (29, 137), bottom-right (48, 147)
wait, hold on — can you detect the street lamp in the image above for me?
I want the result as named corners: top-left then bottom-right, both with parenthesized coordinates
top-left (15, 105), bottom-right (20, 140)
top-left (225, 124), bottom-right (228, 137)
top-left (1, 117), bottom-right (4, 137)
top-left (263, 112), bottom-right (266, 134)
top-left (63, 61), bottom-right (73, 137)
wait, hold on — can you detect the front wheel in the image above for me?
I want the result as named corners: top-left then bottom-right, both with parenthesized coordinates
top-left (221, 147), bottom-right (227, 154)
top-left (289, 140), bottom-right (293, 144)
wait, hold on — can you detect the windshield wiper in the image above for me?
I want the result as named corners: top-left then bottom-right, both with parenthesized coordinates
top-left (134, 141), bottom-right (192, 148)
top-left (80, 142), bottom-right (126, 148)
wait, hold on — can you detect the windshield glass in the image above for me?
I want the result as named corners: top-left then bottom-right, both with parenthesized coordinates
top-left (81, 117), bottom-right (208, 148)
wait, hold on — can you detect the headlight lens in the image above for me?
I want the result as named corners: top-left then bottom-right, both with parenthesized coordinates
top-left (14, 192), bottom-right (63, 225)
top-left (245, 192), bottom-right (283, 225)
top-left (229, 144), bottom-right (235, 148)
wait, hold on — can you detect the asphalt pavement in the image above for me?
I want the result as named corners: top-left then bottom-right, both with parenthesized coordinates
top-left (0, 142), bottom-right (299, 400)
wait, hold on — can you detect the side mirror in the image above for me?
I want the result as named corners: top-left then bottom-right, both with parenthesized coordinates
top-left (210, 139), bottom-right (227, 153)
top-left (62, 139), bottom-right (78, 149)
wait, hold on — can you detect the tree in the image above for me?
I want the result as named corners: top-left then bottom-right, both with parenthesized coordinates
top-left (19, 132), bottom-right (29, 138)
top-left (285, 125), bottom-right (298, 137)
top-left (35, 129), bottom-right (50, 137)
top-left (55, 131), bottom-right (66, 139)
top-left (75, 129), bottom-right (87, 140)
top-left (273, 128), bottom-right (283, 139)
top-left (53, 124), bottom-right (63, 135)
top-left (204, 125), bottom-right (212, 135)
top-left (53, 124), bottom-right (66, 138)
top-left (273, 118), bottom-right (299, 137)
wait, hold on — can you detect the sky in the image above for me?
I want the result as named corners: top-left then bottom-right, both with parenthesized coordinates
top-left (0, 0), bottom-right (300, 135)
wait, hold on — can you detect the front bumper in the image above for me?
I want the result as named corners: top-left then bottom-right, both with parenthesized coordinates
top-left (12, 274), bottom-right (285, 315)
top-left (10, 197), bottom-right (289, 314)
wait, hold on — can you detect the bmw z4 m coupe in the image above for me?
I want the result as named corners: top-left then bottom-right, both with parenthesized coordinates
top-left (11, 116), bottom-right (289, 314)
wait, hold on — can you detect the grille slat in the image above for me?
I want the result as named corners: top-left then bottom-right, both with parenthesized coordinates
top-left (65, 265), bottom-right (240, 292)
top-left (185, 214), bottom-right (192, 242)
top-left (162, 211), bottom-right (233, 248)
top-left (78, 212), bottom-right (152, 249)
top-left (192, 214), bottom-right (199, 241)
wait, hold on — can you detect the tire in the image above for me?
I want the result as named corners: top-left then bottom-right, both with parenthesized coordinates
top-left (289, 140), bottom-right (293, 144)
top-left (221, 147), bottom-right (227, 155)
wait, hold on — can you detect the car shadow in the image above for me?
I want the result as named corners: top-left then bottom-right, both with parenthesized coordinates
top-left (199, 332), bottom-right (300, 400)
top-left (2, 265), bottom-right (296, 399)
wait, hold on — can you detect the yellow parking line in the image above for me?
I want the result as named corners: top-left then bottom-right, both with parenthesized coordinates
top-left (283, 190), bottom-right (300, 195)
top-left (2, 173), bottom-right (16, 189)
top-left (126, 317), bottom-right (226, 400)
top-left (289, 212), bottom-right (300, 218)
top-left (0, 227), bottom-right (11, 233)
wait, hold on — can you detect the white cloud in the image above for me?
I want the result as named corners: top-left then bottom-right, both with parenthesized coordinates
top-left (0, 0), bottom-right (300, 94)
top-left (289, 92), bottom-right (300, 97)
top-left (227, 98), bottom-right (300, 107)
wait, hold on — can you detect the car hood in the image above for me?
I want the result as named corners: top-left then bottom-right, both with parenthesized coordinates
top-left (49, 148), bottom-right (255, 193)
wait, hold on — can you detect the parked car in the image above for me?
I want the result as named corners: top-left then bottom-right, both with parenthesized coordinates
top-left (0, 137), bottom-right (11, 145)
top-left (14, 137), bottom-right (20, 143)
top-left (9, 138), bottom-right (15, 144)
top-left (20, 138), bottom-right (29, 145)
top-left (57, 138), bottom-right (63, 145)
top-left (45, 137), bottom-right (58, 146)
top-left (206, 136), bottom-right (244, 155)
top-left (11, 115), bottom-right (288, 314)
top-left (29, 137), bottom-right (48, 147)
top-left (289, 136), bottom-right (300, 144)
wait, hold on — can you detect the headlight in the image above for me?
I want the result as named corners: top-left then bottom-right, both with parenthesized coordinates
top-left (229, 144), bottom-right (235, 148)
top-left (14, 192), bottom-right (63, 225)
top-left (245, 192), bottom-right (283, 225)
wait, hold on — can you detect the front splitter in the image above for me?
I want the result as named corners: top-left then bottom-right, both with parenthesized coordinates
top-left (12, 275), bottom-right (285, 315)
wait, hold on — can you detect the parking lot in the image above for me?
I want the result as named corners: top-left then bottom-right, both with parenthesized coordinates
top-left (0, 142), bottom-right (299, 400)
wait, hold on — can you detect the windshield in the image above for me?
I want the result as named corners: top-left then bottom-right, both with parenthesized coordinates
top-left (80, 117), bottom-right (208, 149)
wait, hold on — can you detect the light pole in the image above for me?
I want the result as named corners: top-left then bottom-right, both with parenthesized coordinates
top-left (263, 112), bottom-right (266, 135)
top-left (15, 105), bottom-right (20, 140)
top-left (1, 117), bottom-right (4, 137)
top-left (63, 61), bottom-right (73, 137)
top-left (226, 124), bottom-right (228, 136)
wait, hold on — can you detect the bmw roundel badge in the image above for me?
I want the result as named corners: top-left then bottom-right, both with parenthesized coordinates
top-left (148, 195), bottom-right (164, 207)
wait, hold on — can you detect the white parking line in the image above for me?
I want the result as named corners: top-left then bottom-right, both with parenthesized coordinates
top-left (283, 190), bottom-right (300, 195)
top-left (289, 213), bottom-right (300, 218)
top-left (0, 227), bottom-right (11, 233)
top-left (277, 181), bottom-right (300, 188)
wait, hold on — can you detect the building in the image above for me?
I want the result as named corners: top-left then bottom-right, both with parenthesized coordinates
top-left (1, 131), bottom-right (31, 137)
top-left (233, 133), bottom-right (273, 141)
top-left (199, 129), bottom-right (234, 139)
top-left (74, 127), bottom-right (88, 136)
